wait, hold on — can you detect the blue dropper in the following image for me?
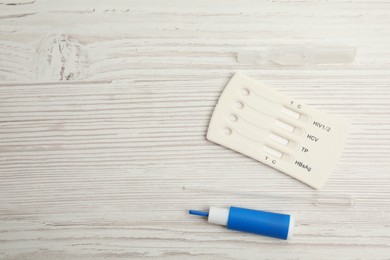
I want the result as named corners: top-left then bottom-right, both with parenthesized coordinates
top-left (189, 206), bottom-right (294, 240)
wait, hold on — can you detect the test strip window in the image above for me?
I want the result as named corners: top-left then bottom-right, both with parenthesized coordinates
top-left (207, 73), bottom-right (350, 189)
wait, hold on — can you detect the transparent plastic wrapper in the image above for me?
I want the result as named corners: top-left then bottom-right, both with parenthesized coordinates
top-left (184, 185), bottom-right (355, 207)
top-left (237, 46), bottom-right (357, 66)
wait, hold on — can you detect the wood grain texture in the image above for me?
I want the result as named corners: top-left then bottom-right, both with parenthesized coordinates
top-left (0, 0), bottom-right (390, 259)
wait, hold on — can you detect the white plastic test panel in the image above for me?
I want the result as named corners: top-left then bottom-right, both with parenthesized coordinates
top-left (207, 73), bottom-right (350, 189)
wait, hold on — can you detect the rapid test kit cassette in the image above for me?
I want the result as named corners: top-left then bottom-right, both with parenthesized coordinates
top-left (207, 73), bottom-right (350, 189)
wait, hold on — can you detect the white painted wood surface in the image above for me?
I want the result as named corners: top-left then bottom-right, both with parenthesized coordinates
top-left (1, 0), bottom-right (390, 259)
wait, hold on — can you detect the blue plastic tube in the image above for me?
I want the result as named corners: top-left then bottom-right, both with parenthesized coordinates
top-left (189, 206), bottom-right (294, 240)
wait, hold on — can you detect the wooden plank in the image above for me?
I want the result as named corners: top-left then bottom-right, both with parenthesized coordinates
top-left (0, 0), bottom-right (390, 259)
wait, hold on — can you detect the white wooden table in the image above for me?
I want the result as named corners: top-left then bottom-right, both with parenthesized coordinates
top-left (1, 0), bottom-right (390, 259)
